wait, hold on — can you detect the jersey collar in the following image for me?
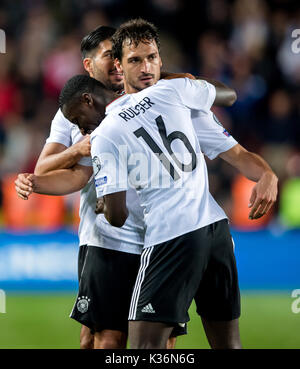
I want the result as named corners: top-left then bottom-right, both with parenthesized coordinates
top-left (106, 90), bottom-right (128, 114)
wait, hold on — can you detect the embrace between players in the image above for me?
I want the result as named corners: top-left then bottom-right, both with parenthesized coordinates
top-left (15, 19), bottom-right (278, 349)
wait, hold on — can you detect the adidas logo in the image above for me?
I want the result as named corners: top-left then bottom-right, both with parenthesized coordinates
top-left (141, 303), bottom-right (155, 314)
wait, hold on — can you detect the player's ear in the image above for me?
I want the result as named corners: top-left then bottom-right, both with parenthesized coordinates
top-left (114, 58), bottom-right (123, 73)
top-left (159, 56), bottom-right (162, 69)
top-left (82, 93), bottom-right (93, 107)
top-left (83, 58), bottom-right (93, 76)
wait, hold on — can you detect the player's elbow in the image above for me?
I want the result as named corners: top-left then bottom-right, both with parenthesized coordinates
top-left (225, 90), bottom-right (237, 107)
top-left (34, 164), bottom-right (48, 176)
top-left (214, 88), bottom-right (237, 107)
top-left (105, 208), bottom-right (128, 227)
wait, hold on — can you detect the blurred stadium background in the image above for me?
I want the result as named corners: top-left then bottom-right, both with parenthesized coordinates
top-left (0, 0), bottom-right (300, 349)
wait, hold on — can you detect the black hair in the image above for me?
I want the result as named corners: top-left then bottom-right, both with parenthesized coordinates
top-left (59, 74), bottom-right (107, 109)
top-left (80, 25), bottom-right (116, 59)
top-left (112, 18), bottom-right (160, 61)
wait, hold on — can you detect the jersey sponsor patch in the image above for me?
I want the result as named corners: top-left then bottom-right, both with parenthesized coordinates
top-left (95, 176), bottom-right (107, 187)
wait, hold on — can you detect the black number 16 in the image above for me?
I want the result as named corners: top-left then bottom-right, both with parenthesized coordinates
top-left (133, 115), bottom-right (197, 181)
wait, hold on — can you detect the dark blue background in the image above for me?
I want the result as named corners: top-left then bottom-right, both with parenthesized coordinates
top-left (0, 228), bottom-right (299, 291)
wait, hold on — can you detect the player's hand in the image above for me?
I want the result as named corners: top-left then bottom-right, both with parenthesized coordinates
top-left (95, 197), bottom-right (105, 214)
top-left (15, 173), bottom-right (35, 200)
top-left (76, 135), bottom-right (91, 157)
top-left (248, 172), bottom-right (278, 219)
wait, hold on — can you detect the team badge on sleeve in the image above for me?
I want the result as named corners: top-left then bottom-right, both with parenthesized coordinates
top-left (213, 113), bottom-right (231, 137)
top-left (92, 156), bottom-right (101, 176)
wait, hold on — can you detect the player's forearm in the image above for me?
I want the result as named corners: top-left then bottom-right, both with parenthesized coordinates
top-left (237, 153), bottom-right (276, 182)
top-left (33, 168), bottom-right (89, 196)
top-left (103, 192), bottom-right (128, 227)
top-left (196, 77), bottom-right (237, 107)
top-left (104, 207), bottom-right (128, 227)
top-left (220, 145), bottom-right (277, 183)
top-left (34, 145), bottom-right (84, 175)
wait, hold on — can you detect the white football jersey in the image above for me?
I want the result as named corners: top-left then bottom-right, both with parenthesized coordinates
top-left (45, 108), bottom-right (144, 253)
top-left (91, 78), bottom-right (237, 248)
top-left (191, 109), bottom-right (238, 160)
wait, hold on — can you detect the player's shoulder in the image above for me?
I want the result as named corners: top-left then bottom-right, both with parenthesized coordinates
top-left (156, 78), bottom-right (208, 92)
top-left (106, 92), bottom-right (129, 114)
top-left (51, 108), bottom-right (73, 129)
top-left (92, 113), bottom-right (122, 141)
top-left (149, 78), bottom-right (197, 102)
top-left (155, 77), bottom-right (190, 90)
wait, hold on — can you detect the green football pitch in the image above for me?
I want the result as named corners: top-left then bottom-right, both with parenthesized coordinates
top-left (0, 292), bottom-right (299, 349)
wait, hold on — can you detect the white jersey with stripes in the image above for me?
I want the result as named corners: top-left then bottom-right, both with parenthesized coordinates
top-left (91, 78), bottom-right (238, 248)
top-left (45, 108), bottom-right (144, 254)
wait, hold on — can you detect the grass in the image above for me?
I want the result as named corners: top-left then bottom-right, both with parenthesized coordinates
top-left (0, 292), bottom-right (299, 349)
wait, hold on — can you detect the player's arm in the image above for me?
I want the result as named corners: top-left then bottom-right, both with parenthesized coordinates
top-left (34, 136), bottom-right (91, 175)
top-left (91, 130), bottom-right (129, 227)
top-left (196, 77), bottom-right (237, 107)
top-left (160, 71), bottom-right (196, 80)
top-left (15, 164), bottom-right (93, 199)
top-left (101, 192), bottom-right (128, 227)
top-left (161, 72), bottom-right (236, 107)
top-left (219, 144), bottom-right (278, 219)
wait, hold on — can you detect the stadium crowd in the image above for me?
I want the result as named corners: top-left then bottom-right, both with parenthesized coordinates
top-left (0, 0), bottom-right (299, 229)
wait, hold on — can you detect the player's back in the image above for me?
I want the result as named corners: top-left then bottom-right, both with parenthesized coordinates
top-left (93, 78), bottom-right (227, 248)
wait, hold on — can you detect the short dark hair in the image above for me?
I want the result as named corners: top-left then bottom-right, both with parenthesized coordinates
top-left (80, 25), bottom-right (116, 59)
top-left (59, 74), bottom-right (107, 109)
top-left (112, 18), bottom-right (160, 61)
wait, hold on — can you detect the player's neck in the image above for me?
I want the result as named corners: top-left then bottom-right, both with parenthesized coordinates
top-left (124, 82), bottom-right (138, 94)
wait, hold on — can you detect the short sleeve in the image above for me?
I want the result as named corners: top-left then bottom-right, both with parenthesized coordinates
top-left (90, 133), bottom-right (129, 198)
top-left (45, 109), bottom-right (72, 147)
top-left (167, 78), bottom-right (216, 114)
top-left (78, 156), bottom-right (92, 167)
top-left (191, 110), bottom-right (238, 160)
